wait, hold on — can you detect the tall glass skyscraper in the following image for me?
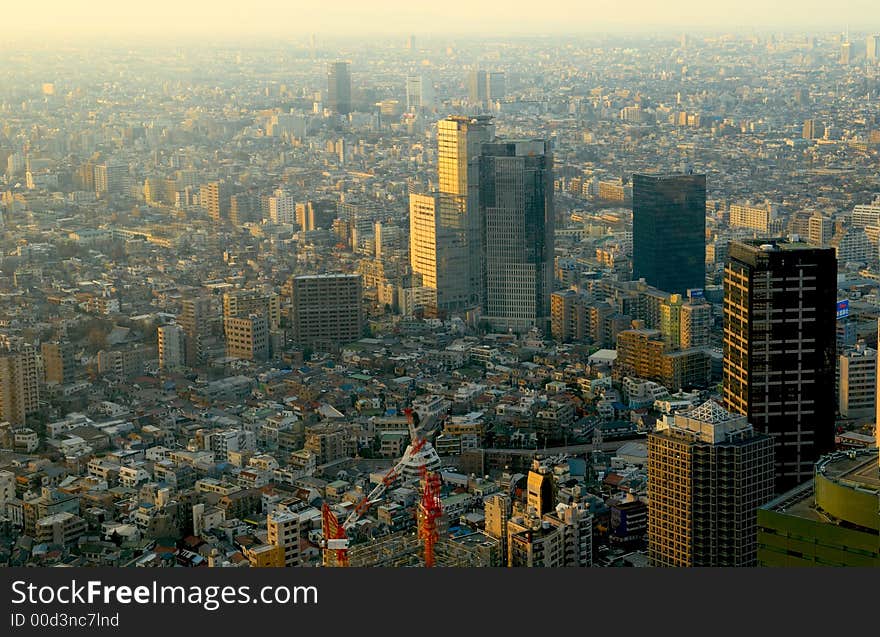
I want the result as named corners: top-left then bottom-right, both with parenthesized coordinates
top-left (632, 172), bottom-right (706, 295)
top-left (479, 139), bottom-right (554, 333)
top-left (723, 238), bottom-right (837, 492)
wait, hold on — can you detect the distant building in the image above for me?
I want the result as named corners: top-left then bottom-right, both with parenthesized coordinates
top-left (0, 344), bottom-right (40, 425)
top-left (41, 341), bottom-right (75, 385)
top-left (327, 61), bottom-right (352, 115)
top-left (158, 324), bottom-right (186, 371)
top-left (200, 180), bottom-right (230, 222)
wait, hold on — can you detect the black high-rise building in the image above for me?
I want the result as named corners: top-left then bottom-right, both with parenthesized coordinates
top-left (723, 239), bottom-right (837, 492)
top-left (632, 173), bottom-right (706, 295)
top-left (327, 61), bottom-right (352, 115)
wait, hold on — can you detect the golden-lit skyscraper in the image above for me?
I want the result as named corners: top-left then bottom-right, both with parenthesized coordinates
top-left (412, 115), bottom-right (493, 310)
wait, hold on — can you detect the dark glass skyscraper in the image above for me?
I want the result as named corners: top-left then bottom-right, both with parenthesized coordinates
top-left (478, 139), bottom-right (553, 333)
top-left (327, 61), bottom-right (352, 115)
top-left (632, 173), bottom-right (706, 295)
top-left (723, 239), bottom-right (837, 492)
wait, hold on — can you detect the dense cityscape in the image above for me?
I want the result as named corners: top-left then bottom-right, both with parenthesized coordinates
top-left (0, 30), bottom-right (878, 569)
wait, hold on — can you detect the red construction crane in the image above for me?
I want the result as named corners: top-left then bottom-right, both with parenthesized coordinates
top-left (320, 407), bottom-right (431, 566)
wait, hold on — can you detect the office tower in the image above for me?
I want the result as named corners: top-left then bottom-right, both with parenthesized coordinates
top-left (0, 344), bottom-right (40, 425)
top-left (837, 342), bottom-right (876, 419)
top-left (648, 400), bottom-right (775, 567)
top-left (802, 119), bottom-right (823, 140)
top-left (291, 274), bottom-right (363, 350)
top-left (723, 239), bottom-right (837, 492)
top-left (468, 69), bottom-right (488, 104)
top-left (267, 188), bottom-right (295, 225)
top-left (807, 213), bottom-right (832, 246)
top-left (405, 75), bottom-right (434, 111)
top-left (632, 172), bottom-right (706, 295)
top-left (840, 40), bottom-right (852, 65)
top-left (479, 139), bottom-right (554, 333)
top-left (180, 296), bottom-right (214, 367)
top-left (409, 192), bottom-right (467, 312)
top-left (296, 201), bottom-right (316, 231)
top-left (868, 34), bottom-right (880, 61)
top-left (327, 61), bottom-right (352, 115)
top-left (434, 115), bottom-right (496, 309)
top-left (488, 71), bottom-right (506, 102)
top-left (41, 341), bottom-right (75, 385)
top-left (267, 507), bottom-right (303, 567)
top-left (157, 324), bottom-right (185, 371)
top-left (94, 162), bottom-right (130, 198)
top-left (224, 314), bottom-right (269, 362)
top-left (200, 180), bottom-right (230, 222)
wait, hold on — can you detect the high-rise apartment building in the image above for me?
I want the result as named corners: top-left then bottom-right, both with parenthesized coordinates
top-left (94, 162), bottom-right (131, 198)
top-left (224, 315), bottom-right (269, 362)
top-left (723, 239), bottom-right (837, 492)
top-left (223, 290), bottom-right (280, 330)
top-left (267, 189), bottom-right (295, 225)
top-left (807, 213), bottom-right (833, 246)
top-left (200, 180), bottom-right (230, 222)
top-left (479, 139), bottom-right (554, 333)
top-left (614, 323), bottom-right (711, 392)
top-left (41, 341), bottom-right (75, 385)
top-left (267, 507), bottom-right (303, 567)
top-left (291, 274), bottom-right (363, 350)
top-left (157, 324), bottom-right (186, 371)
top-left (327, 61), bottom-right (352, 115)
top-left (632, 172), bottom-right (706, 295)
top-left (728, 201), bottom-right (782, 234)
top-left (837, 342), bottom-right (876, 419)
top-left (0, 344), bottom-right (40, 425)
top-left (180, 296), bottom-right (214, 367)
top-left (648, 400), bottom-right (775, 567)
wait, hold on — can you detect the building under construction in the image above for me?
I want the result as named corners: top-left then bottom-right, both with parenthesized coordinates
top-left (348, 529), bottom-right (498, 567)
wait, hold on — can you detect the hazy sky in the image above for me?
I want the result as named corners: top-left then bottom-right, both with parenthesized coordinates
top-left (6, 1), bottom-right (880, 39)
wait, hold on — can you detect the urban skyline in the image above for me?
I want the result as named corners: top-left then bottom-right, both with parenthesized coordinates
top-left (0, 19), bottom-right (878, 569)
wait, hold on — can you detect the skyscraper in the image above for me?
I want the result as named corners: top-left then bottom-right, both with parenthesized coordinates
top-left (405, 75), bottom-right (433, 111)
top-left (479, 139), bottom-right (554, 333)
top-left (327, 61), bottom-right (352, 115)
top-left (433, 115), bottom-right (495, 309)
top-left (648, 400), bottom-right (775, 567)
top-left (632, 172), bottom-right (706, 295)
top-left (723, 239), bottom-right (837, 492)
top-left (408, 192), bottom-right (469, 311)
